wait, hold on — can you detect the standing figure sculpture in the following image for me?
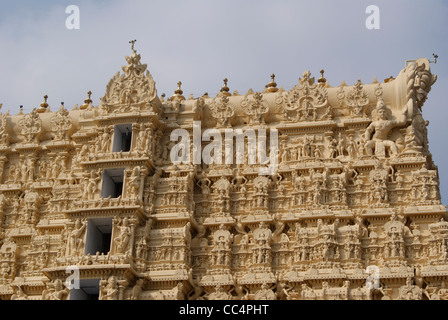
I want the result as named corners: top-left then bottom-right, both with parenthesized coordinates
top-left (364, 99), bottom-right (408, 157)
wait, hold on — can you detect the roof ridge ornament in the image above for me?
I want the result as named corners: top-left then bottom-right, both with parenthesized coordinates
top-left (171, 81), bottom-right (185, 101)
top-left (318, 70), bottom-right (327, 85)
top-left (80, 91), bottom-right (93, 110)
top-left (220, 78), bottom-right (231, 96)
top-left (267, 74), bottom-right (278, 93)
top-left (37, 95), bottom-right (49, 113)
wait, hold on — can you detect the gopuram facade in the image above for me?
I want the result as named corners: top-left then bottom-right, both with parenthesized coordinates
top-left (0, 44), bottom-right (446, 300)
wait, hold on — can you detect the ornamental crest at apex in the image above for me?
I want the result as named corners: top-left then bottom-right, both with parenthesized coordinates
top-left (346, 80), bottom-right (369, 117)
top-left (209, 93), bottom-right (235, 128)
top-left (282, 70), bottom-right (329, 122)
top-left (19, 108), bottom-right (42, 143)
top-left (100, 43), bottom-right (158, 113)
top-left (51, 105), bottom-right (72, 141)
top-left (241, 91), bottom-right (269, 125)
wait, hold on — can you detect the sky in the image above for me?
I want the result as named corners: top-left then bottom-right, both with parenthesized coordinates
top-left (0, 0), bottom-right (447, 203)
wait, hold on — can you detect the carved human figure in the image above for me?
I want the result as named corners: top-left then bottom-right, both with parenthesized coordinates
top-left (337, 133), bottom-right (346, 157)
top-left (208, 285), bottom-right (231, 300)
top-left (130, 278), bottom-right (145, 300)
top-left (135, 124), bottom-right (148, 152)
top-left (49, 279), bottom-right (69, 300)
top-left (364, 99), bottom-right (408, 157)
top-left (83, 170), bottom-right (102, 200)
top-left (301, 283), bottom-right (316, 300)
top-left (68, 219), bottom-right (87, 255)
top-left (254, 283), bottom-right (276, 300)
top-left (114, 217), bottom-right (132, 254)
top-left (99, 276), bottom-right (119, 300)
top-left (346, 135), bottom-right (358, 159)
top-left (11, 285), bottom-right (28, 300)
top-left (127, 166), bottom-right (141, 199)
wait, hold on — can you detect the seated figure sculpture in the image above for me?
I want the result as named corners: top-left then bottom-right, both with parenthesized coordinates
top-left (364, 99), bottom-right (408, 157)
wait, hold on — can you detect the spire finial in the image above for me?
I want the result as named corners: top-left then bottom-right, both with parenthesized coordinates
top-left (80, 91), bottom-right (93, 110)
top-left (176, 81), bottom-right (183, 94)
top-left (267, 73), bottom-right (278, 92)
top-left (41, 95), bottom-right (48, 108)
top-left (38, 94), bottom-right (49, 113)
top-left (85, 91), bottom-right (92, 104)
top-left (171, 81), bottom-right (185, 101)
top-left (318, 69), bottom-right (327, 84)
top-left (221, 78), bottom-right (230, 96)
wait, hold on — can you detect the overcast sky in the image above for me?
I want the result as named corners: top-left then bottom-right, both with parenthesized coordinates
top-left (0, 0), bottom-right (447, 203)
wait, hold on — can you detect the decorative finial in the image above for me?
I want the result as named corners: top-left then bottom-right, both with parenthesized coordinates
top-left (80, 91), bottom-right (93, 110)
top-left (129, 39), bottom-right (137, 54)
top-left (318, 70), bottom-right (327, 84)
top-left (41, 95), bottom-right (49, 108)
top-left (171, 81), bottom-right (185, 101)
top-left (37, 95), bottom-right (49, 113)
top-left (267, 74), bottom-right (278, 92)
top-left (84, 91), bottom-right (93, 104)
top-left (221, 78), bottom-right (231, 96)
top-left (175, 81), bottom-right (183, 95)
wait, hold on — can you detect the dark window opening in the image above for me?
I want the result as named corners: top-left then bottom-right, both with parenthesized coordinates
top-left (70, 279), bottom-right (100, 300)
top-left (113, 124), bottom-right (133, 152)
top-left (85, 218), bottom-right (113, 255)
top-left (101, 168), bottom-right (124, 198)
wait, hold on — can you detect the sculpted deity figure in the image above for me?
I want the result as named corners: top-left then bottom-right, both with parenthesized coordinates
top-left (99, 276), bottom-right (119, 300)
top-left (11, 285), bottom-right (28, 300)
top-left (346, 135), bottom-right (358, 159)
top-left (48, 279), bottom-right (69, 300)
top-left (127, 166), bottom-right (142, 199)
top-left (114, 218), bottom-right (132, 254)
top-left (83, 169), bottom-right (102, 200)
top-left (208, 285), bottom-right (231, 300)
top-left (254, 283), bottom-right (276, 300)
top-left (364, 99), bottom-right (408, 157)
top-left (135, 124), bottom-right (148, 152)
top-left (68, 219), bottom-right (87, 255)
top-left (130, 278), bottom-right (145, 300)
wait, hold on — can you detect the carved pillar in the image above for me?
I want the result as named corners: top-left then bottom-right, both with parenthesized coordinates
top-left (118, 280), bottom-right (128, 300)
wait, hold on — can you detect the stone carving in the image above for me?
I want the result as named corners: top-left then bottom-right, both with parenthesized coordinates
top-left (0, 49), bottom-right (444, 301)
top-left (51, 105), bottom-right (72, 141)
top-left (82, 170), bottom-right (102, 201)
top-left (19, 108), bottom-right (42, 143)
top-left (281, 71), bottom-right (328, 122)
top-left (210, 224), bottom-right (232, 267)
top-left (209, 92), bottom-right (234, 128)
top-left (113, 217), bottom-right (134, 255)
top-left (96, 126), bottom-right (113, 153)
top-left (364, 98), bottom-right (408, 157)
top-left (346, 80), bottom-right (369, 117)
top-left (42, 279), bottom-right (70, 300)
top-left (241, 92), bottom-right (269, 125)
top-left (0, 113), bottom-right (9, 146)
top-left (99, 276), bottom-right (119, 300)
top-left (66, 219), bottom-right (87, 256)
top-left (100, 45), bottom-right (159, 114)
